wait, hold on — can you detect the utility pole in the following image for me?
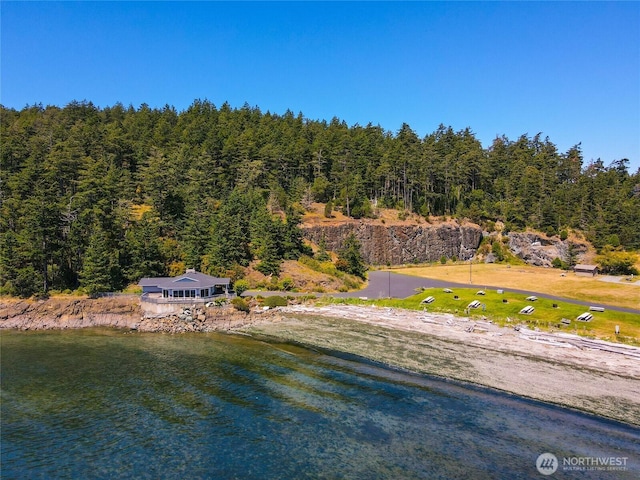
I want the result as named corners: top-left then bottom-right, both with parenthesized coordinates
top-left (469, 257), bottom-right (472, 284)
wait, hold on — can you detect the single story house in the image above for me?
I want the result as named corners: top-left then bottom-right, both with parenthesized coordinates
top-left (139, 269), bottom-right (231, 300)
top-left (574, 264), bottom-right (599, 277)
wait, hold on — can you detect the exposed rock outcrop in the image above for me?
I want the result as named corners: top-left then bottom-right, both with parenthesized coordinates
top-left (302, 221), bottom-right (482, 265)
top-left (0, 297), bottom-right (280, 333)
top-left (0, 297), bottom-right (141, 330)
top-left (508, 232), bottom-right (587, 267)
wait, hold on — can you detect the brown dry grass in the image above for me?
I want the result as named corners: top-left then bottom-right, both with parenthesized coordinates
top-left (244, 260), bottom-right (354, 293)
top-left (391, 263), bottom-right (640, 310)
top-left (302, 203), bottom-right (451, 227)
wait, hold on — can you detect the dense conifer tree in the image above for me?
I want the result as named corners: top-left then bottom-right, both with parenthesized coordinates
top-left (1, 100), bottom-right (639, 296)
top-left (79, 223), bottom-right (114, 297)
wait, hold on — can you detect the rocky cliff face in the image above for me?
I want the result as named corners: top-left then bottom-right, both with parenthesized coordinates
top-left (508, 232), bottom-right (587, 267)
top-left (302, 221), bottom-right (483, 265)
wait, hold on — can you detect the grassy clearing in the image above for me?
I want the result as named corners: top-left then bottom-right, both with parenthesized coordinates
top-left (321, 288), bottom-right (640, 346)
top-left (390, 263), bottom-right (640, 310)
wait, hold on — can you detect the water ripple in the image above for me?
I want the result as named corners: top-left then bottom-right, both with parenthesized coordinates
top-left (2, 330), bottom-right (638, 479)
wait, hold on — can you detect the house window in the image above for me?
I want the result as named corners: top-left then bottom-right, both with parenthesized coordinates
top-left (163, 290), bottom-right (168, 298)
top-left (201, 288), bottom-right (209, 297)
top-left (175, 290), bottom-right (184, 298)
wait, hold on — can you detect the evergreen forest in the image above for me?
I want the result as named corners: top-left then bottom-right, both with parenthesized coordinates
top-left (1, 100), bottom-right (639, 297)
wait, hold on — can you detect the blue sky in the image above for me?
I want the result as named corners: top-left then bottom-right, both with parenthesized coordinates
top-left (2, 2), bottom-right (639, 170)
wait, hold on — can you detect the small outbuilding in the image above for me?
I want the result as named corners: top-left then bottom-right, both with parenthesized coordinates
top-left (574, 264), bottom-right (599, 277)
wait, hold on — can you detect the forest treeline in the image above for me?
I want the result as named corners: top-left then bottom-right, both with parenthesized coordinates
top-left (1, 100), bottom-right (639, 297)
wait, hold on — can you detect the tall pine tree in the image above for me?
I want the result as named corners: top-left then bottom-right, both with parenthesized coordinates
top-left (79, 223), bottom-right (114, 297)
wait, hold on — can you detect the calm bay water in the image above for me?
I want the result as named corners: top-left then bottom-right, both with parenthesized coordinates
top-left (1, 329), bottom-right (638, 479)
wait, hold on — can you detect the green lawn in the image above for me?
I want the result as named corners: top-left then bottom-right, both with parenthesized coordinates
top-left (322, 288), bottom-right (640, 346)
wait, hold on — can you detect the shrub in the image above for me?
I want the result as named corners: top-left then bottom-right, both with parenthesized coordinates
top-left (336, 233), bottom-right (367, 279)
top-left (491, 241), bottom-right (505, 262)
top-left (559, 229), bottom-right (569, 241)
top-left (478, 243), bottom-right (491, 255)
top-left (419, 203), bottom-right (430, 219)
top-left (342, 277), bottom-right (362, 290)
top-left (231, 297), bottom-right (250, 312)
top-left (263, 296), bottom-right (288, 308)
top-left (299, 255), bottom-right (339, 276)
top-left (324, 201), bottom-right (333, 218)
top-left (315, 249), bottom-right (331, 262)
top-left (351, 199), bottom-right (374, 219)
top-left (607, 234), bottom-right (621, 248)
top-left (596, 247), bottom-right (639, 275)
top-left (440, 256), bottom-right (447, 264)
top-left (227, 264), bottom-right (247, 283)
top-left (256, 258), bottom-right (281, 277)
top-left (267, 277), bottom-right (281, 291)
top-left (297, 294), bottom-right (317, 302)
top-left (279, 277), bottom-right (295, 291)
top-left (233, 279), bottom-right (250, 296)
top-left (551, 257), bottom-right (569, 269)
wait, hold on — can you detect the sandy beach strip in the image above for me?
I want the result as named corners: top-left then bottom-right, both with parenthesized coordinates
top-left (243, 304), bottom-right (640, 426)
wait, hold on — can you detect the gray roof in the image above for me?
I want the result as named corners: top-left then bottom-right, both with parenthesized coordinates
top-left (138, 271), bottom-right (230, 289)
top-left (574, 264), bottom-right (598, 271)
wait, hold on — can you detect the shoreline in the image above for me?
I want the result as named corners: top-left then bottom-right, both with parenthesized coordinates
top-left (241, 305), bottom-right (640, 426)
top-left (0, 297), bottom-right (278, 333)
top-left (2, 297), bottom-right (639, 425)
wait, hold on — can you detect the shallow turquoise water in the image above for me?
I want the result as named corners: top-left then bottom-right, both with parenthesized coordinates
top-left (1, 329), bottom-right (638, 479)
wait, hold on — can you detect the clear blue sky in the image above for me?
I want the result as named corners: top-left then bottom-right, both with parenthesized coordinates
top-left (2, 1), bottom-right (639, 170)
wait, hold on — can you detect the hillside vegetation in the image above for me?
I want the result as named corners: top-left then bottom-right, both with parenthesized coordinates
top-left (1, 101), bottom-right (639, 297)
